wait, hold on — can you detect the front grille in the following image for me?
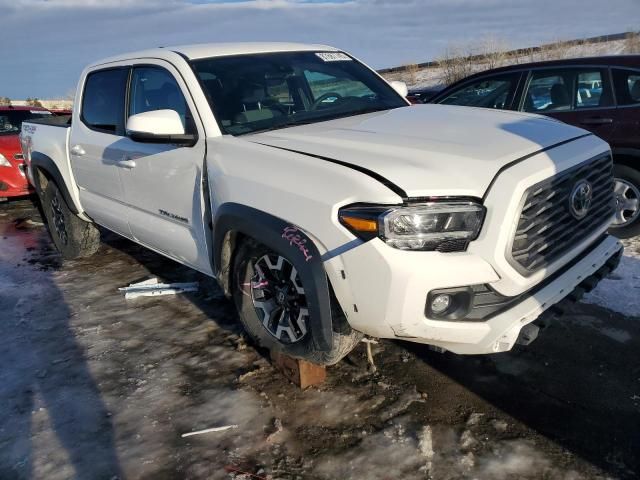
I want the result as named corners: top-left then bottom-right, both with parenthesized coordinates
top-left (510, 154), bottom-right (614, 274)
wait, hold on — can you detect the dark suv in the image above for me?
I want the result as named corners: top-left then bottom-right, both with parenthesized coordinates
top-left (429, 55), bottom-right (640, 238)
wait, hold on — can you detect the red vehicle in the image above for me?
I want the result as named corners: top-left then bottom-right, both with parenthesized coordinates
top-left (0, 106), bottom-right (52, 199)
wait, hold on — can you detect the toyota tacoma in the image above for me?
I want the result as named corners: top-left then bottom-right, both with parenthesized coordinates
top-left (20, 43), bottom-right (623, 364)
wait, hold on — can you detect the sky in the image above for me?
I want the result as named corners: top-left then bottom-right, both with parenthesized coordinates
top-left (3, 0), bottom-right (640, 99)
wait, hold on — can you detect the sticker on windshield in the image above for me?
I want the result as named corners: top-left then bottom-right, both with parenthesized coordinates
top-left (315, 52), bottom-right (352, 62)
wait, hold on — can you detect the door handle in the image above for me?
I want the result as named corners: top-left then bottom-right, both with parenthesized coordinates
top-left (116, 159), bottom-right (136, 169)
top-left (70, 145), bottom-right (85, 156)
top-left (580, 118), bottom-right (613, 125)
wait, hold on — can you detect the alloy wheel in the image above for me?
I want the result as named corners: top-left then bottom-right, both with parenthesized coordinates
top-left (612, 178), bottom-right (640, 228)
top-left (250, 254), bottom-right (309, 344)
top-left (50, 192), bottom-right (69, 245)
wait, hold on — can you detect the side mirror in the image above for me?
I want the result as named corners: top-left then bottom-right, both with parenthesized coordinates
top-left (390, 81), bottom-right (409, 98)
top-left (126, 109), bottom-right (196, 146)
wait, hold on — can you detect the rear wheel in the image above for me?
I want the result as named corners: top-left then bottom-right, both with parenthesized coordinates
top-left (232, 238), bottom-right (362, 365)
top-left (42, 181), bottom-right (101, 259)
top-left (610, 165), bottom-right (640, 239)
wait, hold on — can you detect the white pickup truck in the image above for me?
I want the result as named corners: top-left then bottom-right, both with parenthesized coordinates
top-left (21, 42), bottom-right (623, 364)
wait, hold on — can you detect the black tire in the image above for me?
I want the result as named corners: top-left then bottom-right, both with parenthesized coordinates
top-left (232, 238), bottom-right (363, 365)
top-left (41, 181), bottom-right (101, 259)
top-left (610, 164), bottom-right (640, 239)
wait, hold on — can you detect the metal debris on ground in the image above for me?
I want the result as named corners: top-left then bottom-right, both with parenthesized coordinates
top-left (181, 425), bottom-right (238, 438)
top-left (118, 277), bottom-right (199, 299)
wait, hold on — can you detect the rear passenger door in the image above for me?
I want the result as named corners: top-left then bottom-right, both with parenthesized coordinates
top-left (117, 62), bottom-right (212, 275)
top-left (520, 67), bottom-right (617, 142)
top-left (70, 67), bottom-right (132, 237)
top-left (610, 68), bottom-right (640, 149)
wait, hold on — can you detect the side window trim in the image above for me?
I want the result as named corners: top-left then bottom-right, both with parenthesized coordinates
top-left (126, 63), bottom-right (199, 144)
top-left (80, 66), bottom-right (130, 136)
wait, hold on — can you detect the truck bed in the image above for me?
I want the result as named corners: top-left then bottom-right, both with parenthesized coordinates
top-left (26, 115), bottom-right (72, 127)
top-left (20, 118), bottom-right (83, 212)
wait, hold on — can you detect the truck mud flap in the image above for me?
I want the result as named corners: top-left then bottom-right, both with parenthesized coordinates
top-left (213, 203), bottom-right (333, 351)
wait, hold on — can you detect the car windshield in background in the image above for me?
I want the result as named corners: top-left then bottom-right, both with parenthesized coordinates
top-left (0, 110), bottom-right (52, 135)
top-left (192, 51), bottom-right (407, 135)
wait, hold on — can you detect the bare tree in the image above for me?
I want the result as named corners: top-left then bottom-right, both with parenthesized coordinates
top-left (624, 31), bottom-right (640, 54)
top-left (26, 97), bottom-right (43, 107)
top-left (478, 35), bottom-right (511, 70)
top-left (437, 42), bottom-right (477, 86)
top-left (404, 63), bottom-right (420, 86)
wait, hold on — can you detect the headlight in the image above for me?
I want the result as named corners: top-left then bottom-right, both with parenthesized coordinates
top-left (339, 201), bottom-right (485, 252)
top-left (0, 153), bottom-right (11, 167)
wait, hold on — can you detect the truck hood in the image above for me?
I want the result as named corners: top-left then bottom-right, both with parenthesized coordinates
top-left (247, 104), bottom-right (589, 199)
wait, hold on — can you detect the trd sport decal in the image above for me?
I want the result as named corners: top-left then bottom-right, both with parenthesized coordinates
top-left (159, 209), bottom-right (189, 224)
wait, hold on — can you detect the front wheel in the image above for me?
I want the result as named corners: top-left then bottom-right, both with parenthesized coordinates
top-left (232, 239), bottom-right (363, 365)
top-left (610, 165), bottom-right (640, 239)
top-left (41, 181), bottom-right (101, 259)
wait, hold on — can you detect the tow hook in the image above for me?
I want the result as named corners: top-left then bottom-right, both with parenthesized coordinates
top-left (515, 323), bottom-right (540, 346)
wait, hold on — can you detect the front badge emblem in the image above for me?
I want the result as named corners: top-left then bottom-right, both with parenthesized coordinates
top-left (569, 180), bottom-right (593, 219)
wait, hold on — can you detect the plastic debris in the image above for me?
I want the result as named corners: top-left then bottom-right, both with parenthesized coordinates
top-left (118, 277), bottom-right (199, 299)
top-left (181, 424), bottom-right (238, 437)
top-left (361, 338), bottom-right (379, 372)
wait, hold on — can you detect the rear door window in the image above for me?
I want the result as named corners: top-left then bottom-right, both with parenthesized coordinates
top-left (523, 68), bottom-right (613, 112)
top-left (612, 68), bottom-right (640, 106)
top-left (576, 70), bottom-right (611, 109)
top-left (81, 68), bottom-right (128, 134)
top-left (437, 73), bottom-right (520, 109)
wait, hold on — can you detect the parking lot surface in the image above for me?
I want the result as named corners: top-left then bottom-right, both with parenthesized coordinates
top-left (1, 199), bottom-right (639, 480)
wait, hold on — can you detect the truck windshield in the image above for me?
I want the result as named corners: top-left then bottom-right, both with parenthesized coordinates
top-left (191, 51), bottom-right (407, 135)
top-left (0, 110), bottom-right (52, 135)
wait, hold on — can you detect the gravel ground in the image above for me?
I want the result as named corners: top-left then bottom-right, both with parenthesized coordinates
top-left (1, 198), bottom-right (639, 480)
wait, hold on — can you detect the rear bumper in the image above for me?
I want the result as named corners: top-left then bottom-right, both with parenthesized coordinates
top-left (338, 234), bottom-right (622, 354)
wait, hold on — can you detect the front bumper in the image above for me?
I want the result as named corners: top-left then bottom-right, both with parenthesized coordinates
top-left (336, 234), bottom-right (622, 354)
top-left (0, 163), bottom-right (34, 198)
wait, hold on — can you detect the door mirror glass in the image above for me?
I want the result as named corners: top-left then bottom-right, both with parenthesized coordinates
top-left (390, 81), bottom-right (408, 98)
top-left (126, 109), bottom-right (195, 145)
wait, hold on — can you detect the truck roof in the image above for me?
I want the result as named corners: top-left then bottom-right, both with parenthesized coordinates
top-left (91, 42), bottom-right (339, 67)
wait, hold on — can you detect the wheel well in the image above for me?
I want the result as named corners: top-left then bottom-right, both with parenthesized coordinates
top-left (613, 153), bottom-right (640, 171)
top-left (34, 166), bottom-right (50, 195)
top-left (218, 229), bottom-right (245, 297)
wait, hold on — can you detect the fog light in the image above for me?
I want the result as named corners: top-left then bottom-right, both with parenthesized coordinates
top-left (430, 294), bottom-right (452, 314)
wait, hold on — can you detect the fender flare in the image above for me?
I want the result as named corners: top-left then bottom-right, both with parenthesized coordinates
top-left (213, 203), bottom-right (333, 351)
top-left (30, 151), bottom-right (80, 215)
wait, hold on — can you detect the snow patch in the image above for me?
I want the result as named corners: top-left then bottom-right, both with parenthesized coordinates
top-left (583, 239), bottom-right (640, 318)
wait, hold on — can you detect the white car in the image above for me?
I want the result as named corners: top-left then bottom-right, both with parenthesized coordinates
top-left (21, 42), bottom-right (622, 364)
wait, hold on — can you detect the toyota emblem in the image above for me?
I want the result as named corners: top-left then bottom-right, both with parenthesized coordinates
top-left (569, 180), bottom-right (593, 219)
